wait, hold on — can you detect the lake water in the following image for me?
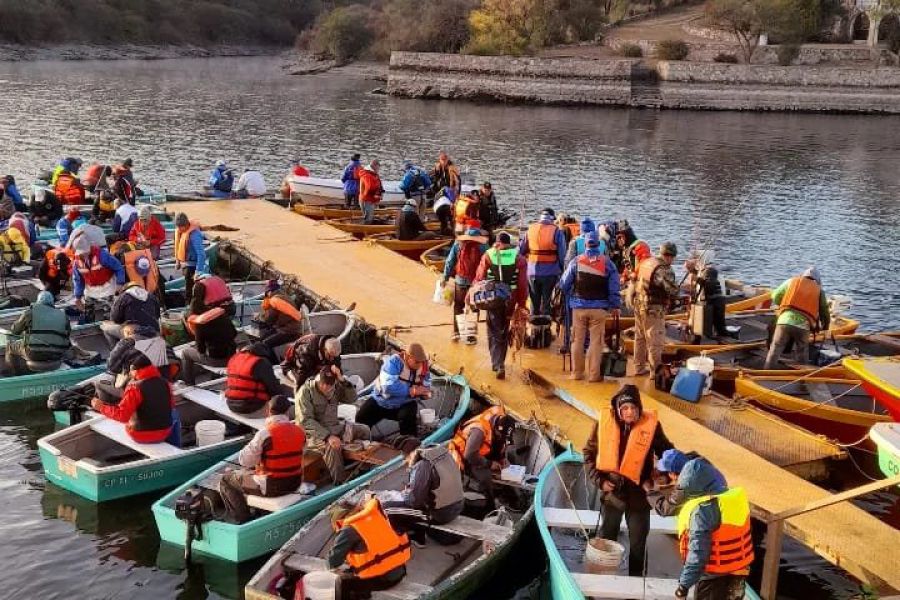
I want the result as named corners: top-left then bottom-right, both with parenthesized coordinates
top-left (0, 56), bottom-right (898, 599)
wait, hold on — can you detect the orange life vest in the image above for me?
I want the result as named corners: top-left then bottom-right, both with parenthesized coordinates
top-left (54, 172), bottom-right (85, 206)
top-left (174, 222), bottom-right (200, 262)
top-left (454, 196), bottom-right (479, 225)
top-left (595, 408), bottom-right (658, 485)
top-left (448, 405), bottom-right (506, 469)
top-left (224, 351), bottom-right (271, 405)
top-left (123, 248), bottom-right (159, 293)
top-left (262, 294), bottom-right (301, 322)
top-left (186, 306), bottom-right (225, 337)
top-left (778, 276), bottom-right (821, 325)
top-left (564, 223), bottom-right (580, 239)
top-left (257, 420), bottom-right (305, 479)
top-left (526, 223), bottom-right (558, 264)
top-left (45, 247), bottom-right (74, 279)
top-left (678, 488), bottom-right (754, 575)
top-left (336, 498), bottom-right (412, 579)
top-left (637, 256), bottom-right (672, 306)
top-left (82, 164), bottom-right (104, 187)
top-left (628, 240), bottom-right (651, 272)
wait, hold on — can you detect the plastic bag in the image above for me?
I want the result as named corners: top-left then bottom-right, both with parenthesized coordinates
top-left (432, 278), bottom-right (453, 306)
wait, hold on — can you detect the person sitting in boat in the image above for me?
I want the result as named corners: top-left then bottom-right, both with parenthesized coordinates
top-left (327, 496), bottom-right (412, 596)
top-left (0, 174), bottom-right (26, 212)
top-left (358, 160), bottom-right (384, 225)
top-left (281, 333), bottom-right (342, 387)
top-left (442, 223), bottom-right (488, 343)
top-left (111, 167), bottom-right (137, 206)
top-left (396, 199), bottom-right (439, 242)
top-left (90, 353), bottom-right (175, 443)
top-left (453, 189), bottom-right (482, 236)
top-left (122, 247), bottom-right (162, 301)
top-left (448, 405), bottom-right (516, 510)
top-left (128, 206), bottom-right (167, 260)
top-left (100, 323), bottom-right (174, 403)
top-left (92, 189), bottom-right (116, 223)
top-left (29, 171), bottom-right (63, 227)
top-left (101, 281), bottom-right (161, 346)
top-left (174, 212), bottom-right (208, 305)
top-left (278, 160), bottom-right (309, 199)
top-left (399, 161), bottom-right (432, 213)
top-left (118, 158), bottom-right (139, 194)
top-left (429, 150), bottom-right (461, 199)
top-left (432, 189), bottom-right (455, 237)
top-left (224, 342), bottom-right (287, 415)
top-left (72, 238), bottom-right (126, 313)
top-left (341, 153), bottom-right (362, 209)
top-left (583, 384), bottom-right (673, 577)
top-left (187, 273), bottom-right (234, 318)
top-left (4, 291), bottom-right (71, 375)
top-left (39, 247), bottom-right (74, 298)
top-left (0, 224), bottom-right (30, 269)
top-left (479, 182), bottom-right (501, 233)
top-left (208, 160), bottom-right (234, 198)
top-left (219, 395), bottom-right (306, 523)
top-left (379, 443), bottom-right (465, 527)
top-left (645, 450), bottom-right (752, 600)
top-left (296, 366), bottom-right (371, 484)
top-left (254, 279), bottom-right (304, 360)
top-left (53, 158), bottom-right (86, 206)
top-left (56, 208), bottom-right (87, 245)
top-left (233, 168), bottom-right (267, 198)
top-left (181, 305), bottom-right (237, 385)
top-left (82, 164), bottom-right (111, 194)
top-left (685, 254), bottom-right (729, 339)
top-left (110, 195), bottom-right (139, 242)
top-left (356, 343), bottom-right (431, 438)
top-left (764, 267), bottom-right (830, 370)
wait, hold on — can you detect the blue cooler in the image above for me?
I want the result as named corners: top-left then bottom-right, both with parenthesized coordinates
top-left (671, 369), bottom-right (706, 403)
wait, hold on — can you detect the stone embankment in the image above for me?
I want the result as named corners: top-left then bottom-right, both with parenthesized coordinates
top-left (388, 51), bottom-right (900, 114)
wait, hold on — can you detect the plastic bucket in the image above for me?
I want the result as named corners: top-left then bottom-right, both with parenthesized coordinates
top-left (337, 404), bottom-right (358, 422)
top-left (419, 408), bottom-right (436, 425)
top-left (195, 420), bottom-right (226, 446)
top-left (302, 571), bottom-right (337, 600)
top-left (456, 312), bottom-right (477, 339)
top-left (584, 537), bottom-right (624, 574)
top-left (686, 355), bottom-right (715, 395)
top-left (161, 310), bottom-right (189, 346)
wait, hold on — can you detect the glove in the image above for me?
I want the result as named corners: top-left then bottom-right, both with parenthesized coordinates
top-left (675, 584), bottom-right (688, 599)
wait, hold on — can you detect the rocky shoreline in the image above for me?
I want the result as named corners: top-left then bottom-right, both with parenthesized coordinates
top-left (0, 44), bottom-right (284, 62)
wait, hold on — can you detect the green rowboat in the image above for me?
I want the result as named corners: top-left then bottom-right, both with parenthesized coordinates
top-left (871, 423), bottom-right (900, 480)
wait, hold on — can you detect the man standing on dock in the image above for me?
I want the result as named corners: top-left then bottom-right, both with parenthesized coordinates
top-left (341, 153), bottom-right (362, 209)
top-left (519, 208), bottom-right (566, 317)
top-left (358, 160), bottom-right (384, 225)
top-left (632, 242), bottom-right (680, 376)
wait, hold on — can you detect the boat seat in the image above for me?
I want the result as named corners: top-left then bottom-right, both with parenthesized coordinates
top-left (179, 387), bottom-right (267, 430)
top-left (427, 515), bottom-right (511, 545)
top-left (542, 508), bottom-right (677, 535)
top-left (246, 483), bottom-right (315, 512)
top-left (370, 580), bottom-right (433, 600)
top-left (283, 555), bottom-right (329, 574)
top-left (571, 573), bottom-right (687, 599)
top-left (26, 358), bottom-right (63, 372)
top-left (89, 418), bottom-right (182, 459)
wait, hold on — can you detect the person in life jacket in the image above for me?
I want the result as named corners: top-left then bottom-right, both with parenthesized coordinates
top-left (82, 163), bottom-right (111, 193)
top-left (358, 159), bottom-right (384, 225)
top-left (208, 160), bottom-right (234, 198)
top-left (296, 366), bottom-right (371, 484)
top-left (443, 224), bottom-right (489, 343)
top-left (559, 231), bottom-right (622, 382)
top-left (57, 208), bottom-right (86, 245)
top-left (219, 395), bottom-right (306, 522)
top-left (341, 153), bottom-right (362, 208)
top-left (128, 205), bottom-right (167, 259)
top-left (72, 238), bottom-right (126, 310)
top-left (187, 272), bottom-right (234, 318)
top-left (174, 212), bottom-right (208, 305)
top-left (254, 279), bottom-right (304, 359)
top-left (764, 267), bottom-right (831, 370)
top-left (557, 213), bottom-right (581, 246)
top-left (471, 231), bottom-right (528, 379)
top-left (54, 161), bottom-right (86, 206)
top-left (39, 247), bottom-right (74, 298)
top-left (327, 496), bottom-right (411, 592)
top-left (122, 248), bottom-right (160, 297)
top-left (110, 195), bottom-right (138, 241)
top-left (92, 189), bottom-right (116, 222)
top-left (564, 217), bottom-right (600, 267)
top-left (0, 174), bottom-right (27, 213)
top-left (357, 344), bottom-right (431, 437)
top-left (399, 161), bottom-right (432, 215)
top-left (378, 443), bottom-right (465, 527)
top-left (102, 280), bottom-right (161, 345)
top-left (452, 190), bottom-right (482, 235)
top-left (429, 150), bottom-right (461, 198)
top-left (5, 291), bottom-right (72, 375)
top-left (99, 323), bottom-right (177, 403)
top-left (633, 242), bottom-right (681, 377)
top-left (224, 342), bottom-right (287, 414)
top-left (0, 225), bottom-right (30, 268)
top-left (29, 170), bottom-right (63, 226)
top-left (281, 333), bottom-right (342, 387)
top-left (111, 167), bottom-right (137, 206)
top-left (583, 384), bottom-right (673, 576)
top-left (396, 198), bottom-right (439, 241)
top-left (685, 254), bottom-right (729, 339)
top-left (448, 405), bottom-right (516, 509)
top-left (91, 353), bottom-right (175, 443)
top-left (646, 450), bottom-right (752, 600)
top-left (518, 208), bottom-right (566, 317)
top-left (181, 305), bottom-right (237, 384)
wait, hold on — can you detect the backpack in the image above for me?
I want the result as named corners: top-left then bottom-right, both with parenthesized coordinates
top-left (470, 279), bottom-right (512, 311)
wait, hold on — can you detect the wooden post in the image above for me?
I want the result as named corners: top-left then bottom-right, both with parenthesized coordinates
top-left (760, 519), bottom-right (784, 600)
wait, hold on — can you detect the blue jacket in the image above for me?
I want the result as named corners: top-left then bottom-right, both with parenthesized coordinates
top-left (57, 216), bottom-right (87, 245)
top-left (559, 249), bottom-right (621, 310)
top-left (182, 229), bottom-right (208, 273)
top-left (518, 216), bottom-right (567, 278)
top-left (399, 167), bottom-right (432, 198)
top-left (371, 353), bottom-right (431, 409)
top-left (676, 458), bottom-right (730, 590)
top-left (73, 249), bottom-right (126, 298)
top-left (443, 240), bottom-right (488, 287)
top-left (341, 160), bottom-right (361, 195)
top-left (209, 167), bottom-right (234, 196)
top-left (5, 184), bottom-right (25, 211)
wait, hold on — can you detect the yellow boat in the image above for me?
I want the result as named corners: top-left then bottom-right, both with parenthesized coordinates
top-left (843, 356), bottom-right (900, 421)
top-left (364, 233), bottom-right (452, 261)
top-left (292, 203), bottom-right (395, 220)
top-left (325, 216), bottom-right (440, 239)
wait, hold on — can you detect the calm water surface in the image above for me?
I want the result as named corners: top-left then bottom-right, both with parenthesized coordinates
top-left (0, 57), bottom-right (898, 599)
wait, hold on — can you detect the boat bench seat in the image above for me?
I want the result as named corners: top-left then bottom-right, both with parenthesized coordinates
top-left (247, 492), bottom-right (306, 512)
top-left (427, 515), bottom-right (511, 545)
top-left (89, 418), bottom-right (182, 459)
top-left (542, 507), bottom-right (676, 535)
top-left (571, 573), bottom-right (686, 599)
top-left (370, 580), bottom-right (433, 600)
top-left (179, 387), bottom-right (267, 430)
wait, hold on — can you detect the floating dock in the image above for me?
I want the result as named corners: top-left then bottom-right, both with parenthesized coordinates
top-left (173, 199), bottom-right (900, 595)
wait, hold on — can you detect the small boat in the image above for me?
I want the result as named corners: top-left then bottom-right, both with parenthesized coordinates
top-left (35, 218), bottom-right (176, 243)
top-left (420, 240), bottom-right (453, 272)
top-left (0, 278), bottom-right (44, 303)
top-left (152, 375), bottom-right (472, 563)
top-left (165, 192), bottom-right (279, 203)
top-left (288, 176), bottom-right (407, 207)
top-left (843, 357), bottom-right (900, 420)
top-left (735, 372), bottom-right (891, 444)
top-left (324, 216), bottom-right (440, 239)
top-left (364, 233), bottom-right (451, 261)
top-left (162, 279), bottom-right (268, 301)
top-left (244, 419), bottom-right (554, 599)
top-left (536, 449), bottom-right (762, 600)
top-left (292, 203), bottom-right (396, 221)
top-left (869, 423), bottom-right (900, 480)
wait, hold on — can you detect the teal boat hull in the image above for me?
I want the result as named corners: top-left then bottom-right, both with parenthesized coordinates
top-left (152, 375), bottom-right (472, 563)
top-left (0, 365), bottom-right (105, 403)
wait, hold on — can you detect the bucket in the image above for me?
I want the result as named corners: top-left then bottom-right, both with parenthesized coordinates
top-left (456, 312), bottom-right (477, 339)
top-left (419, 408), bottom-right (436, 425)
top-left (195, 420), bottom-right (226, 446)
top-left (161, 310), bottom-right (189, 346)
top-left (302, 571), bottom-right (338, 600)
top-left (584, 537), bottom-right (624, 574)
top-left (337, 404), bottom-right (358, 422)
top-left (686, 355), bottom-right (715, 395)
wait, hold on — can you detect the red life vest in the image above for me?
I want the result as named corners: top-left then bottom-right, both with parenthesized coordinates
top-left (82, 164), bottom-right (104, 187)
top-left (258, 421), bottom-right (305, 479)
top-left (54, 172), bottom-right (85, 206)
top-left (75, 247), bottom-right (115, 287)
top-left (225, 352), bottom-right (271, 405)
top-left (201, 276), bottom-right (232, 307)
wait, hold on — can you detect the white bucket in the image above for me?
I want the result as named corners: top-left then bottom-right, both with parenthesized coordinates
top-left (419, 408), bottom-right (436, 425)
top-left (456, 312), bottom-right (477, 339)
top-left (337, 404), bottom-right (358, 423)
top-left (686, 355), bottom-right (715, 396)
top-left (195, 420), bottom-right (226, 446)
top-left (302, 571), bottom-right (338, 600)
top-left (584, 537), bottom-right (624, 574)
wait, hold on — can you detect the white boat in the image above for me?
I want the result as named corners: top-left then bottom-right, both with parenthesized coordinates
top-left (288, 176), bottom-right (408, 207)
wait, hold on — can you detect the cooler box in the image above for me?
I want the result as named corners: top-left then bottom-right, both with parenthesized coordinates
top-left (671, 369), bottom-right (706, 403)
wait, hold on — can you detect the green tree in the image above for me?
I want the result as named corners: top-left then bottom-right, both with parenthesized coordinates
top-left (465, 0), bottom-right (557, 55)
top-left (312, 4), bottom-right (376, 63)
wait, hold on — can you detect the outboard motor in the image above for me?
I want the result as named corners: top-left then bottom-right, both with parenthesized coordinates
top-left (47, 388), bottom-right (90, 425)
top-left (174, 486), bottom-right (212, 563)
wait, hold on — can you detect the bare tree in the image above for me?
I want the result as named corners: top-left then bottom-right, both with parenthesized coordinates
top-left (705, 0), bottom-right (765, 62)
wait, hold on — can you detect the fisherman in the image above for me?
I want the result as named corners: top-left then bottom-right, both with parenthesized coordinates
top-left (453, 189), bottom-right (482, 235)
top-left (432, 187), bottom-right (455, 237)
top-left (764, 267), bottom-right (830, 369)
top-left (224, 342), bottom-right (288, 415)
top-left (110, 195), bottom-right (139, 241)
top-left (559, 231), bottom-right (621, 382)
top-left (72, 239), bottom-right (126, 312)
top-left (90, 354), bottom-right (175, 443)
top-left (358, 159), bottom-right (384, 225)
top-left (111, 166), bottom-right (136, 205)
top-left (174, 212), bottom-right (208, 305)
top-left (611, 219), bottom-right (636, 275)
top-left (448, 405), bottom-right (516, 510)
top-left (0, 224), bottom-right (30, 268)
top-left (82, 163), bottom-right (111, 194)
top-left (100, 323), bottom-right (174, 402)
top-left (479, 182), bottom-right (501, 233)
top-left (617, 222), bottom-right (652, 286)
top-left (443, 223), bottom-right (488, 344)
top-left (646, 450), bottom-right (752, 600)
top-left (356, 344), bottom-right (430, 437)
top-left (38, 246), bottom-right (73, 298)
top-left (208, 160), bottom-right (234, 198)
top-left (399, 161), bottom-right (432, 215)
top-left (29, 171), bottom-right (63, 226)
top-left (187, 273), bottom-right (234, 318)
top-left (685, 255), bottom-right (728, 339)
top-left (181, 304), bottom-right (238, 385)
top-left (66, 220), bottom-right (107, 253)
top-left (519, 208), bottom-right (566, 317)
top-left (101, 280), bottom-right (160, 346)
top-left (118, 158), bottom-right (138, 192)
top-left (128, 205), bottom-right (167, 259)
top-left (471, 231), bottom-right (528, 379)
top-left (583, 384), bottom-right (673, 576)
top-left (430, 150), bottom-right (461, 198)
top-left (557, 213), bottom-right (580, 246)
top-left (396, 199), bottom-right (439, 241)
top-left (1, 175), bottom-right (26, 212)
top-left (92, 189), bottom-right (116, 222)
top-left (56, 208), bottom-right (87, 246)
top-left (219, 395), bottom-right (306, 523)
top-left (53, 158), bottom-right (86, 206)
top-left (233, 168), bottom-right (267, 198)
top-left (564, 217), bottom-right (597, 266)
top-left (4, 291), bottom-right (71, 375)
top-left (296, 366), bottom-right (371, 484)
top-left (341, 153), bottom-right (362, 208)
top-left (633, 242), bottom-right (680, 376)
top-left (281, 333), bottom-right (342, 387)
top-left (378, 442), bottom-right (465, 527)
top-left (254, 279), bottom-right (304, 358)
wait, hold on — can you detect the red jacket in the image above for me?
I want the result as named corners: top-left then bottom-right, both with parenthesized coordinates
top-left (128, 217), bottom-right (167, 249)
top-left (97, 365), bottom-right (175, 443)
top-left (358, 168), bottom-right (383, 205)
top-left (473, 245), bottom-right (529, 310)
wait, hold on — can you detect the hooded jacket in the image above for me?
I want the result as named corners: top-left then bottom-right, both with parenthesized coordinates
top-left (559, 247), bottom-right (622, 310)
top-left (106, 326), bottom-right (175, 378)
top-left (518, 214), bottom-right (567, 278)
top-left (399, 166), bottom-right (432, 198)
top-left (341, 159), bottom-right (361, 195)
top-left (110, 285), bottom-right (160, 331)
top-left (282, 333), bottom-right (342, 385)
